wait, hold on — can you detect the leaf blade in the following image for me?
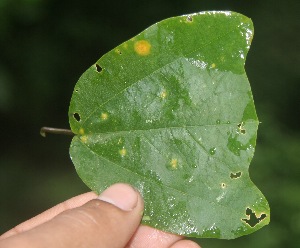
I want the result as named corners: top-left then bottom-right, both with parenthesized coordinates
top-left (69, 11), bottom-right (270, 239)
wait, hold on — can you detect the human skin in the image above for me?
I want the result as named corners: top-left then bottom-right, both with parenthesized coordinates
top-left (0, 183), bottom-right (200, 248)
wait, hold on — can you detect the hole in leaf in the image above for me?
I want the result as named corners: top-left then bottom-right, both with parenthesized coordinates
top-left (186, 16), bottom-right (193, 22)
top-left (242, 208), bottom-right (267, 227)
top-left (95, 64), bottom-right (102, 73)
top-left (221, 183), bottom-right (226, 188)
top-left (117, 49), bottom-right (122, 55)
top-left (237, 123), bottom-right (246, 134)
top-left (230, 171), bottom-right (242, 179)
top-left (73, 113), bottom-right (81, 122)
top-left (75, 89), bottom-right (79, 93)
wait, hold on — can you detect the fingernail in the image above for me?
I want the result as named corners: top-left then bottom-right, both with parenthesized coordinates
top-left (98, 183), bottom-right (138, 211)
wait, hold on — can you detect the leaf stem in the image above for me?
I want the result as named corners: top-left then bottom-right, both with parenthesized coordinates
top-left (40, 127), bottom-right (74, 137)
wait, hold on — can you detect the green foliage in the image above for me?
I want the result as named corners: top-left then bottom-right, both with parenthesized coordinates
top-left (69, 11), bottom-right (269, 239)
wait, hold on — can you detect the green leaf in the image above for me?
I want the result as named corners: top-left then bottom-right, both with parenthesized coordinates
top-left (68, 11), bottom-right (270, 239)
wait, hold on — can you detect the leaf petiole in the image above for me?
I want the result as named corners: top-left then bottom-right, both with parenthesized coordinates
top-left (40, 127), bottom-right (74, 137)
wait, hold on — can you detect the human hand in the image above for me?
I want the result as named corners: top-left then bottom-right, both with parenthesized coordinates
top-left (0, 183), bottom-right (200, 248)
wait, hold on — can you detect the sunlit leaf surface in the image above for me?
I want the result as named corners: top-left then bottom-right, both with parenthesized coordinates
top-left (69, 11), bottom-right (270, 239)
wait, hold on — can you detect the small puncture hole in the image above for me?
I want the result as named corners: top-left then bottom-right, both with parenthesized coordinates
top-left (117, 49), bottom-right (122, 55)
top-left (230, 172), bottom-right (242, 179)
top-left (242, 208), bottom-right (267, 227)
top-left (95, 64), bottom-right (102, 73)
top-left (73, 113), bottom-right (81, 122)
top-left (238, 123), bottom-right (246, 134)
top-left (186, 16), bottom-right (193, 22)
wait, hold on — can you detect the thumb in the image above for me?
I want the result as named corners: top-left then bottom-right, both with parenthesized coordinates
top-left (4, 184), bottom-right (144, 248)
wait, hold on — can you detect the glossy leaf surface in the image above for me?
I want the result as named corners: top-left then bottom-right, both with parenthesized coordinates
top-left (69, 11), bottom-right (270, 239)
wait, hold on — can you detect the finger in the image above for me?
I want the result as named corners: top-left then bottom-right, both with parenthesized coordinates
top-left (0, 192), bottom-right (97, 240)
top-left (170, 239), bottom-right (201, 248)
top-left (0, 183), bottom-right (144, 248)
top-left (126, 225), bottom-right (183, 248)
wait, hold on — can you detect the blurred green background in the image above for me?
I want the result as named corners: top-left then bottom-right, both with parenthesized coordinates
top-left (0, 0), bottom-right (299, 247)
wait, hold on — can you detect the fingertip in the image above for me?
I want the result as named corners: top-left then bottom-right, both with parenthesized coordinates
top-left (170, 239), bottom-right (201, 248)
top-left (0, 184), bottom-right (145, 248)
top-left (126, 225), bottom-right (183, 248)
top-left (0, 192), bottom-right (98, 240)
top-left (98, 183), bottom-right (143, 211)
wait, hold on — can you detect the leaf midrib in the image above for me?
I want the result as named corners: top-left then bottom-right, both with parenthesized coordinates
top-left (76, 120), bottom-right (258, 198)
top-left (81, 120), bottom-right (258, 135)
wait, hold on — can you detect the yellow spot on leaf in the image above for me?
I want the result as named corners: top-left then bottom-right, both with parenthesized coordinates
top-left (119, 148), bottom-right (127, 157)
top-left (79, 128), bottom-right (84, 135)
top-left (134, 40), bottom-right (151, 56)
top-left (80, 135), bottom-right (87, 143)
top-left (101, 112), bottom-right (108, 120)
top-left (170, 159), bottom-right (178, 169)
top-left (142, 216), bottom-right (151, 221)
top-left (249, 33), bottom-right (253, 44)
top-left (115, 49), bottom-right (122, 55)
top-left (160, 90), bottom-right (167, 99)
top-left (211, 63), bottom-right (216, 68)
top-left (122, 43), bottom-right (128, 49)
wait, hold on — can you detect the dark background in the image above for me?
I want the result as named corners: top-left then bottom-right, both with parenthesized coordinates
top-left (0, 0), bottom-right (299, 247)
